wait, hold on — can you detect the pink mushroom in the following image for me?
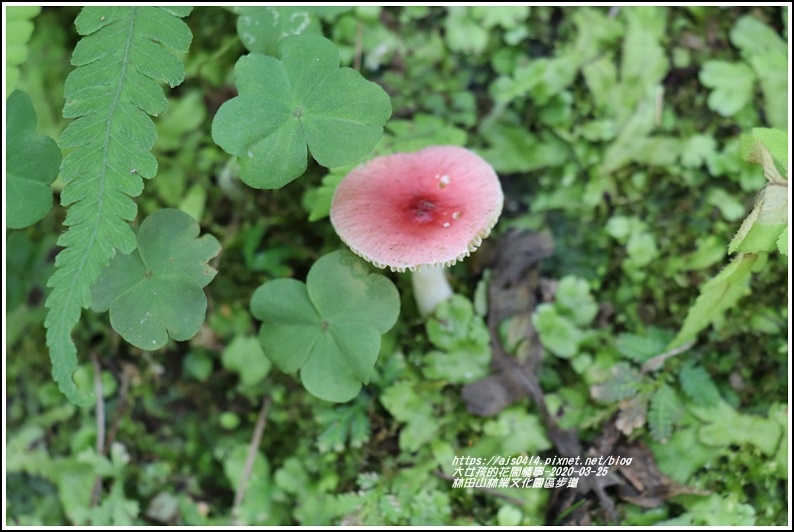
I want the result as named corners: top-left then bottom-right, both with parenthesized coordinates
top-left (330, 146), bottom-right (504, 316)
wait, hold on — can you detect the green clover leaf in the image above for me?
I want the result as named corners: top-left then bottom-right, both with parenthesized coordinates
top-left (233, 6), bottom-right (322, 56)
top-left (380, 381), bottom-right (439, 452)
top-left (554, 275), bottom-right (598, 327)
top-left (423, 295), bottom-right (491, 384)
top-left (212, 35), bottom-right (392, 189)
top-left (730, 15), bottom-right (788, 130)
top-left (699, 61), bottom-right (755, 117)
top-left (251, 250), bottom-right (400, 402)
top-left (6, 90), bottom-right (61, 229)
top-left (222, 335), bottom-right (271, 388)
top-left (91, 209), bottom-right (221, 350)
top-left (532, 303), bottom-right (582, 359)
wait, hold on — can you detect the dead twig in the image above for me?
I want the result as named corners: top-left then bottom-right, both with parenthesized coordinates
top-left (641, 341), bottom-right (695, 373)
top-left (231, 396), bottom-right (272, 525)
top-left (508, 345), bottom-right (619, 523)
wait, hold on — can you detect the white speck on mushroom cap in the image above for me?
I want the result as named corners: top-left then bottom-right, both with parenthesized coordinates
top-left (330, 146), bottom-right (503, 272)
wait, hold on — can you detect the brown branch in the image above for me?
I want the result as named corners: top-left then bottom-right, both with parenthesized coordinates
top-left (231, 397), bottom-right (272, 524)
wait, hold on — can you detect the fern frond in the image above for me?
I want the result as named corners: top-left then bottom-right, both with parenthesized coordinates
top-left (669, 253), bottom-right (756, 349)
top-left (5, 6), bottom-right (41, 97)
top-left (678, 362), bottom-right (721, 408)
top-left (44, 6), bottom-right (192, 406)
top-left (648, 383), bottom-right (681, 442)
top-left (615, 327), bottom-right (673, 364)
top-left (590, 363), bottom-right (642, 402)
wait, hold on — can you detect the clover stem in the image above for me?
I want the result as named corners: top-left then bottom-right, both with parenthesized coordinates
top-left (411, 265), bottom-right (454, 317)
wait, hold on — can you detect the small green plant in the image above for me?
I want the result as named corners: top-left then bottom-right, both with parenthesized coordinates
top-left (211, 34), bottom-right (391, 188)
top-left (6, 90), bottom-right (61, 229)
top-left (590, 129), bottom-right (787, 445)
top-left (5, 5), bottom-right (41, 96)
top-left (44, 6), bottom-right (194, 405)
top-left (251, 250), bottom-right (400, 402)
top-left (532, 275), bottom-right (599, 359)
top-left (422, 295), bottom-right (491, 383)
top-left (671, 128), bottom-right (787, 349)
top-left (90, 209), bottom-right (221, 350)
top-left (700, 16), bottom-right (787, 129)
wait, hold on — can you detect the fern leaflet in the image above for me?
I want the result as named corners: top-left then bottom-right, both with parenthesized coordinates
top-left (669, 253), bottom-right (756, 349)
top-left (678, 361), bottom-right (721, 408)
top-left (45, 6), bottom-right (192, 405)
top-left (648, 383), bottom-right (680, 442)
top-left (5, 6), bottom-right (41, 96)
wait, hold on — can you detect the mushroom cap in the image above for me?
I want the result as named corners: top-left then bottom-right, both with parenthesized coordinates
top-left (330, 146), bottom-right (503, 272)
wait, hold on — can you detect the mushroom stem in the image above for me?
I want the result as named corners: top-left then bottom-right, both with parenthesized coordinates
top-left (411, 265), bottom-right (454, 317)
